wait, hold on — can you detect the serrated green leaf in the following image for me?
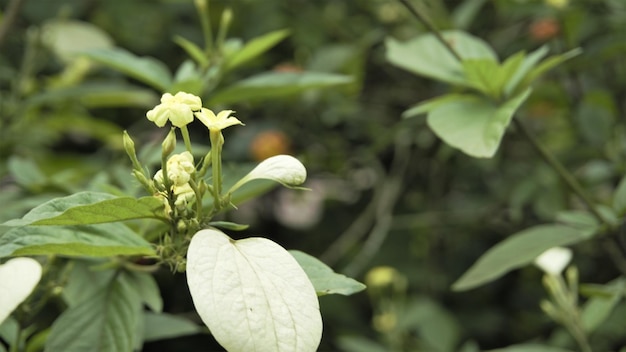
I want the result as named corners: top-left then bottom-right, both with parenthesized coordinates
top-left (31, 196), bottom-right (166, 226)
top-left (0, 223), bottom-right (155, 258)
top-left (143, 312), bottom-right (202, 342)
top-left (427, 89), bottom-right (531, 158)
top-left (208, 71), bottom-right (352, 105)
top-left (44, 273), bottom-right (142, 352)
top-left (223, 29), bottom-right (290, 72)
top-left (290, 250), bottom-right (366, 296)
top-left (82, 48), bottom-right (172, 91)
top-left (385, 30), bottom-right (497, 87)
top-left (452, 224), bottom-right (596, 291)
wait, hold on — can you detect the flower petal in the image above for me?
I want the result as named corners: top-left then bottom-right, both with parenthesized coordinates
top-left (534, 247), bottom-right (572, 276)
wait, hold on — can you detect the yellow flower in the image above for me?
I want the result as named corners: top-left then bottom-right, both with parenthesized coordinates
top-left (194, 108), bottom-right (244, 132)
top-left (147, 92), bottom-right (202, 128)
top-left (173, 183), bottom-right (195, 208)
top-left (154, 151), bottom-right (196, 187)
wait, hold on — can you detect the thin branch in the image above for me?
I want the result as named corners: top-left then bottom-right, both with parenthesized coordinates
top-left (513, 118), bottom-right (608, 226)
top-left (0, 0), bottom-right (26, 49)
top-left (397, 0), bottom-right (462, 62)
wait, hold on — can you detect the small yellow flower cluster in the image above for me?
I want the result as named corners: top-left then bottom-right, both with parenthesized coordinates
top-left (146, 92), bottom-right (243, 132)
top-left (154, 151), bottom-right (195, 187)
top-left (154, 151), bottom-right (197, 209)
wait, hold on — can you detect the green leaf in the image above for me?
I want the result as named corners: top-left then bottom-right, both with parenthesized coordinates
top-left (452, 0), bottom-right (488, 30)
top-left (173, 36), bottom-right (208, 67)
top-left (290, 250), bottom-right (366, 296)
top-left (7, 156), bottom-right (47, 190)
top-left (336, 336), bottom-right (389, 352)
top-left (504, 46), bottom-right (548, 96)
top-left (26, 83), bottom-right (158, 109)
top-left (485, 344), bottom-right (575, 352)
top-left (519, 48), bottom-right (582, 89)
top-left (612, 174), bottom-right (626, 215)
top-left (41, 19), bottom-right (114, 62)
top-left (143, 312), bottom-right (202, 342)
top-left (82, 48), bottom-right (172, 91)
top-left (402, 94), bottom-right (468, 119)
top-left (581, 278), bottom-right (625, 333)
top-left (495, 51), bottom-right (527, 97)
top-left (207, 221), bottom-right (249, 231)
top-left (126, 271), bottom-right (163, 313)
top-left (426, 89), bottom-right (531, 158)
top-left (44, 273), bottom-right (142, 352)
top-left (31, 196), bottom-right (166, 226)
top-left (462, 58), bottom-right (503, 98)
top-left (0, 223), bottom-right (155, 258)
top-left (385, 30), bottom-right (497, 87)
top-left (3, 192), bottom-right (117, 227)
top-left (399, 297), bottom-right (460, 352)
top-left (208, 71), bottom-right (352, 105)
top-left (62, 262), bottom-right (116, 307)
top-left (223, 29), bottom-right (290, 72)
top-left (452, 224), bottom-right (596, 291)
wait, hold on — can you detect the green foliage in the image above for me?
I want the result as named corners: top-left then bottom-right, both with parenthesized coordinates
top-left (452, 224), bottom-right (596, 291)
top-left (3, 0), bottom-right (626, 350)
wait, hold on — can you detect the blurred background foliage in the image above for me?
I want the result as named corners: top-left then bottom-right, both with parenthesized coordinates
top-left (1, 0), bottom-right (626, 350)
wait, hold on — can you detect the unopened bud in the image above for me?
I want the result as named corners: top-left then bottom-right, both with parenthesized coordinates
top-left (123, 131), bottom-right (143, 171)
top-left (162, 128), bottom-right (177, 158)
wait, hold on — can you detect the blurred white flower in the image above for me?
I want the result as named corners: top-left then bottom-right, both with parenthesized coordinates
top-left (534, 247), bottom-right (572, 276)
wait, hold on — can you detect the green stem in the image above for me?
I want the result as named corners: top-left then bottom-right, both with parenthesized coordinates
top-left (0, 0), bottom-right (26, 49)
top-left (180, 126), bottom-right (193, 153)
top-left (195, 0), bottom-right (214, 55)
top-left (10, 326), bottom-right (22, 352)
top-left (209, 130), bottom-right (223, 211)
top-left (397, 0), bottom-right (607, 228)
top-left (396, 0), bottom-right (462, 62)
top-left (513, 118), bottom-right (608, 226)
top-left (188, 178), bottom-right (203, 219)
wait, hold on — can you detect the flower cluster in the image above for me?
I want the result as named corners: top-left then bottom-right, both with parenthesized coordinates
top-left (146, 91), bottom-right (243, 133)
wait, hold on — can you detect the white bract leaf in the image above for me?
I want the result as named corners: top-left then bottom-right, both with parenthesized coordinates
top-left (534, 247), bottom-right (573, 276)
top-left (0, 257), bottom-right (43, 324)
top-left (228, 155), bottom-right (307, 194)
top-left (186, 228), bottom-right (322, 352)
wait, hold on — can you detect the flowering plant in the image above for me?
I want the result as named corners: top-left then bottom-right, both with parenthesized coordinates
top-left (0, 92), bottom-right (364, 352)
